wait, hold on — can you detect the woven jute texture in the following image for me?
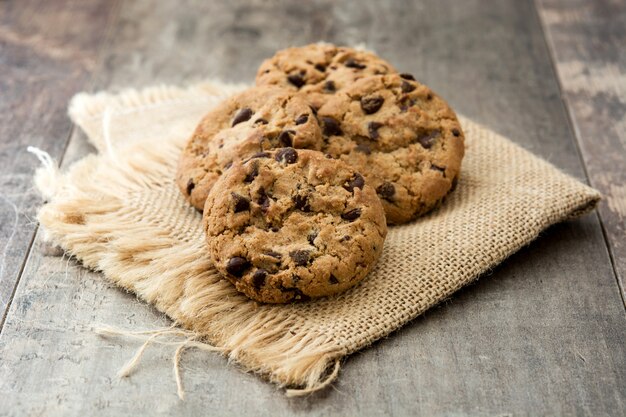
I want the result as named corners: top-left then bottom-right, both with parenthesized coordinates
top-left (34, 80), bottom-right (600, 395)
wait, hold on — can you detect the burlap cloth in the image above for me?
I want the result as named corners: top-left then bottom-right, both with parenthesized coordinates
top-left (33, 80), bottom-right (600, 396)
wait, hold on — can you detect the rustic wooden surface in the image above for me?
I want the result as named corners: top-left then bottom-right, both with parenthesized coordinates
top-left (536, 0), bottom-right (626, 303)
top-left (1, 0), bottom-right (625, 416)
top-left (0, 0), bottom-right (118, 325)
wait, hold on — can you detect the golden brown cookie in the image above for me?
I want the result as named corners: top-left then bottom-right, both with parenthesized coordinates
top-left (256, 43), bottom-right (396, 109)
top-left (316, 73), bottom-right (465, 224)
top-left (176, 86), bottom-right (323, 210)
top-left (203, 148), bottom-right (387, 303)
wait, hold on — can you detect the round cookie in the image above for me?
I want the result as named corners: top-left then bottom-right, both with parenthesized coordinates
top-left (177, 86), bottom-right (323, 210)
top-left (203, 148), bottom-right (387, 303)
top-left (316, 73), bottom-right (465, 224)
top-left (256, 43), bottom-right (397, 109)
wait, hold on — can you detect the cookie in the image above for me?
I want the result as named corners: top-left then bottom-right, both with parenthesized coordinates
top-left (316, 73), bottom-right (465, 224)
top-left (203, 148), bottom-right (387, 303)
top-left (176, 86), bottom-right (323, 210)
top-left (256, 43), bottom-right (397, 109)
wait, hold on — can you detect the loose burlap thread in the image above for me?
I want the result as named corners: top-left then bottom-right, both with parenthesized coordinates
top-left (33, 80), bottom-right (600, 396)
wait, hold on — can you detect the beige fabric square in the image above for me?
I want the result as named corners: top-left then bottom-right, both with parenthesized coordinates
top-left (33, 81), bottom-right (600, 396)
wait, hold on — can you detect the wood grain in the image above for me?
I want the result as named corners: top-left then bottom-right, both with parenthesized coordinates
top-left (0, 0), bottom-right (624, 415)
top-left (536, 0), bottom-right (626, 303)
top-left (0, 0), bottom-right (118, 324)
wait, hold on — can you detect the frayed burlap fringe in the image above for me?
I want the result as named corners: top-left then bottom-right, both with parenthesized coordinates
top-left (93, 324), bottom-right (225, 400)
top-left (33, 80), bottom-right (600, 397)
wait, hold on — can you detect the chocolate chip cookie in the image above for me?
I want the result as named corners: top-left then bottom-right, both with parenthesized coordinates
top-left (177, 86), bottom-right (323, 210)
top-left (203, 148), bottom-right (387, 303)
top-left (256, 43), bottom-right (397, 109)
top-left (316, 73), bottom-right (465, 224)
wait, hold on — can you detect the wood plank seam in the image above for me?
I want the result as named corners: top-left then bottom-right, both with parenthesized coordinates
top-left (531, 0), bottom-right (626, 309)
top-left (0, 126), bottom-right (76, 333)
top-left (0, 226), bottom-right (37, 332)
top-left (0, 1), bottom-right (123, 333)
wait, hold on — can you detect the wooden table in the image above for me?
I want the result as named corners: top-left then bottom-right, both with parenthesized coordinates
top-left (1, 1), bottom-right (624, 415)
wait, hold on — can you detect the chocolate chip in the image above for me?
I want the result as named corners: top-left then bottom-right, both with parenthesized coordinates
top-left (416, 130), bottom-right (440, 149)
top-left (400, 73), bottom-right (416, 80)
top-left (250, 151), bottom-right (270, 159)
top-left (344, 173), bottom-right (365, 193)
top-left (252, 269), bottom-right (268, 289)
top-left (289, 250), bottom-right (311, 266)
top-left (258, 197), bottom-right (270, 211)
top-left (254, 118), bottom-right (268, 125)
top-left (307, 231), bottom-right (318, 245)
top-left (275, 147), bottom-right (298, 164)
top-left (287, 74), bottom-right (305, 88)
top-left (309, 105), bottom-right (318, 116)
top-left (377, 182), bottom-right (396, 201)
top-left (355, 143), bottom-right (371, 154)
top-left (295, 114), bottom-right (309, 125)
top-left (186, 179), bottom-right (195, 195)
top-left (341, 208), bottom-right (361, 221)
top-left (324, 80), bottom-right (336, 92)
top-left (224, 161), bottom-right (233, 169)
top-left (360, 96), bottom-right (384, 114)
top-left (452, 128), bottom-right (461, 137)
top-left (401, 80), bottom-right (416, 93)
top-left (329, 274), bottom-right (339, 284)
top-left (431, 164), bottom-right (446, 173)
top-left (292, 194), bottom-right (311, 211)
top-left (232, 108), bottom-right (253, 126)
top-left (257, 188), bottom-right (270, 211)
top-left (244, 163), bottom-right (259, 183)
top-left (398, 96), bottom-right (416, 112)
top-left (226, 257), bottom-right (250, 277)
top-left (314, 63), bottom-right (326, 72)
top-left (232, 192), bottom-right (250, 212)
top-left (345, 58), bottom-right (366, 69)
top-left (321, 117), bottom-right (342, 136)
top-left (264, 250), bottom-right (282, 259)
top-left (340, 235), bottom-right (351, 242)
top-left (292, 289), bottom-right (310, 301)
top-left (278, 130), bottom-right (294, 147)
top-left (368, 121), bottom-right (383, 140)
